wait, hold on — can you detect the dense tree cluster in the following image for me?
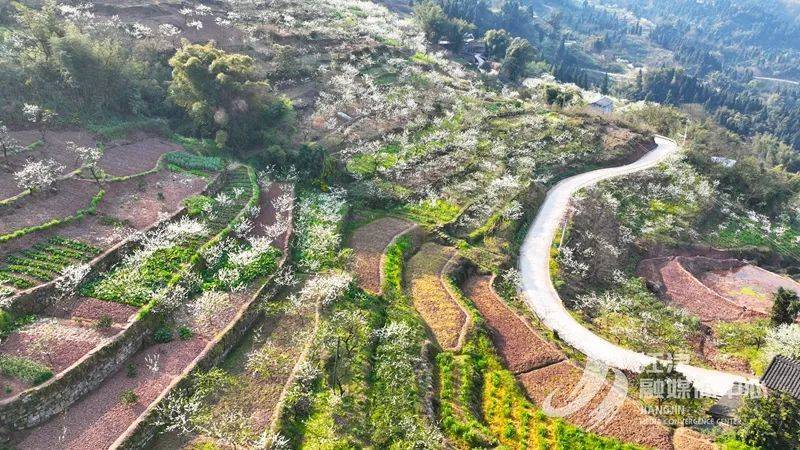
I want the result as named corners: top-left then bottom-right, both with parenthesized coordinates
top-left (167, 41), bottom-right (293, 150)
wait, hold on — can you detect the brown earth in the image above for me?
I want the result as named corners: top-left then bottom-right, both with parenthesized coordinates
top-left (0, 318), bottom-right (122, 374)
top-left (1, 130), bottom-right (95, 200)
top-left (462, 275), bottom-right (704, 450)
top-left (519, 361), bottom-right (674, 450)
top-left (13, 336), bottom-right (209, 450)
top-left (99, 138), bottom-right (181, 177)
top-left (672, 427), bottom-right (717, 450)
top-left (463, 275), bottom-right (564, 373)
top-left (348, 216), bottom-right (415, 294)
top-left (0, 178), bottom-right (100, 236)
top-left (638, 256), bottom-right (780, 322)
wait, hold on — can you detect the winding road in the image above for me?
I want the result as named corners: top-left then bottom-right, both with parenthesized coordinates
top-left (519, 136), bottom-right (759, 397)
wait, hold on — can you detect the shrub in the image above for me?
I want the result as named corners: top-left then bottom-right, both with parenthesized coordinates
top-left (178, 326), bottom-right (194, 340)
top-left (0, 355), bottom-right (53, 385)
top-left (164, 151), bottom-right (224, 172)
top-left (154, 326), bottom-right (174, 343)
top-left (126, 362), bottom-right (138, 378)
top-left (0, 309), bottom-right (12, 333)
top-left (95, 315), bottom-right (113, 329)
top-left (184, 195), bottom-right (213, 217)
top-left (120, 389), bottom-right (139, 405)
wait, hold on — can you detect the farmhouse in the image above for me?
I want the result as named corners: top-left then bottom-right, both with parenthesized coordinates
top-left (589, 96), bottom-right (614, 114)
top-left (761, 355), bottom-right (800, 399)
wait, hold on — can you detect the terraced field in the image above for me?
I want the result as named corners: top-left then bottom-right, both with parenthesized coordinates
top-left (405, 243), bottom-right (468, 350)
top-left (0, 236), bottom-right (100, 295)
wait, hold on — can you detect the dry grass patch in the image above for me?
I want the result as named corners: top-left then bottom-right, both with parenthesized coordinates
top-left (406, 243), bottom-right (466, 350)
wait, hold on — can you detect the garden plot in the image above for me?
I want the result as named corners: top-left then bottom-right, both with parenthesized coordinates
top-left (405, 243), bottom-right (467, 350)
top-left (461, 275), bottom-right (676, 450)
top-left (153, 282), bottom-right (317, 449)
top-left (11, 173), bottom-right (293, 449)
top-left (1, 129), bottom-right (95, 200)
top-left (700, 264), bottom-right (800, 316)
top-left (463, 276), bottom-right (565, 374)
top-left (96, 168), bottom-right (207, 230)
top-left (348, 216), bottom-right (415, 294)
top-left (98, 138), bottom-right (182, 177)
top-left (14, 336), bottom-right (209, 450)
top-left (0, 178), bottom-right (100, 236)
top-left (0, 236), bottom-right (101, 296)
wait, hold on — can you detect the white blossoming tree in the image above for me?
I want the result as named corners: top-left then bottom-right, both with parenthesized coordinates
top-left (13, 159), bottom-right (64, 193)
top-left (22, 104), bottom-right (56, 142)
top-left (0, 122), bottom-right (21, 167)
top-left (67, 141), bottom-right (103, 184)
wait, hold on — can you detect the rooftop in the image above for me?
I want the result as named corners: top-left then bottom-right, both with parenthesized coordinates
top-left (761, 355), bottom-right (800, 399)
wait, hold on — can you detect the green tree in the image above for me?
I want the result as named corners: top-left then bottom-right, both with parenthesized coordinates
top-left (483, 29), bottom-right (510, 60)
top-left (413, 0), bottom-right (474, 51)
top-left (13, 0), bottom-right (64, 60)
top-left (736, 392), bottom-right (800, 450)
top-left (772, 287), bottom-right (800, 326)
top-left (168, 41), bottom-right (292, 150)
top-left (502, 37), bottom-right (535, 82)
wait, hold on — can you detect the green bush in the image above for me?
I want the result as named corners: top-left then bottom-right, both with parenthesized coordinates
top-left (0, 309), bottom-right (12, 333)
top-left (120, 389), bottom-right (139, 405)
top-left (184, 195), bottom-right (213, 217)
top-left (178, 326), bottom-right (194, 340)
top-left (0, 355), bottom-right (53, 385)
top-left (153, 326), bottom-right (173, 344)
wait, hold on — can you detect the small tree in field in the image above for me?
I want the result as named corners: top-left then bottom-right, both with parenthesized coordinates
top-left (22, 104), bottom-right (56, 142)
top-left (67, 141), bottom-right (103, 184)
top-left (771, 287), bottom-right (800, 325)
top-left (14, 159), bottom-right (63, 193)
top-left (0, 122), bottom-right (21, 168)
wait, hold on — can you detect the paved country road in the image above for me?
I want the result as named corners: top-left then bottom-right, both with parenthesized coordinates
top-left (519, 135), bottom-right (759, 397)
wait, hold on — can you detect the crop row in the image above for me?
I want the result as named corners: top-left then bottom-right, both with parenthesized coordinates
top-left (0, 237), bottom-right (101, 292)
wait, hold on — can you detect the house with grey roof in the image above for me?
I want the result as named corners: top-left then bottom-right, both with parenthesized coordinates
top-left (761, 355), bottom-right (800, 399)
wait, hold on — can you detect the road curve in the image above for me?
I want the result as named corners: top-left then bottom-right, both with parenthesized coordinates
top-left (519, 135), bottom-right (758, 397)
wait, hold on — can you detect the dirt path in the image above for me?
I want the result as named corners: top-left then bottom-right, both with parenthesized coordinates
top-left (518, 135), bottom-right (758, 397)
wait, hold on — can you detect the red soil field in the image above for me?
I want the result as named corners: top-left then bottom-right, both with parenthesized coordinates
top-left (0, 317), bottom-right (123, 376)
top-left (700, 264), bottom-right (800, 316)
top-left (638, 256), bottom-right (778, 322)
top-left (0, 178), bottom-right (100, 236)
top-left (13, 336), bottom-right (209, 450)
top-left (1, 130), bottom-right (95, 200)
top-left (99, 138), bottom-right (181, 177)
top-left (0, 169), bottom-right (206, 260)
top-left (463, 275), bottom-right (565, 373)
top-left (519, 361), bottom-right (673, 450)
top-left (47, 297), bottom-right (139, 325)
top-left (348, 216), bottom-right (415, 294)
